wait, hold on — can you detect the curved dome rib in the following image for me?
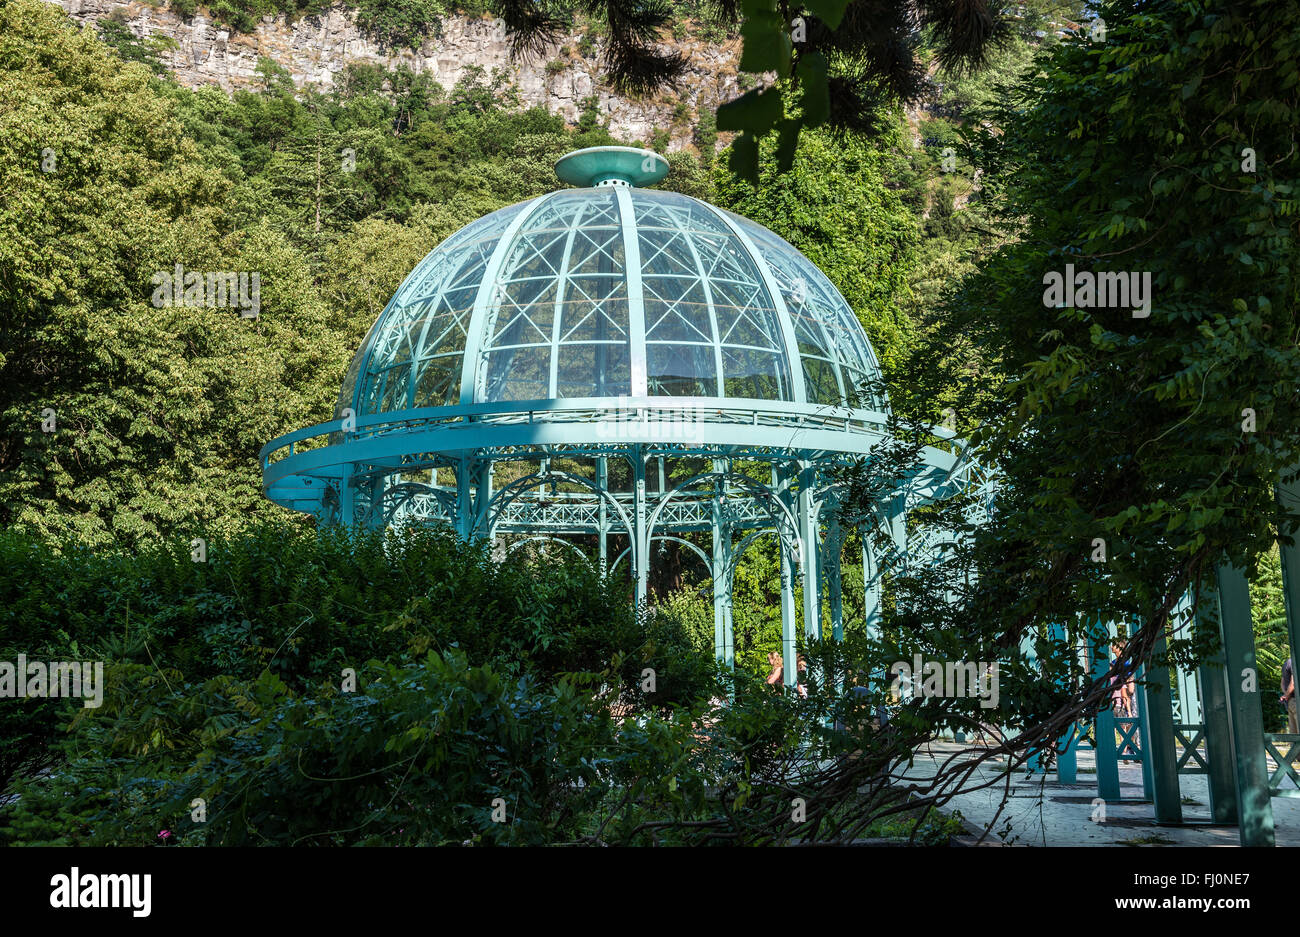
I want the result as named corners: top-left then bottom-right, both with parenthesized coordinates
top-left (704, 203), bottom-right (807, 405)
top-left (458, 194), bottom-right (549, 406)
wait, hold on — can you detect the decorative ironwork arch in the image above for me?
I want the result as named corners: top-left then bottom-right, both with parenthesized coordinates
top-left (365, 481), bottom-right (457, 528)
top-left (477, 469), bottom-right (635, 542)
top-left (609, 534), bottom-right (712, 583)
top-left (504, 535), bottom-right (594, 569)
top-left (646, 469), bottom-right (801, 554)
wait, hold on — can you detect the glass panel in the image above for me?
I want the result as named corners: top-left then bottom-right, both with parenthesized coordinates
top-left (840, 366), bottom-right (870, 408)
top-left (722, 347), bottom-right (785, 400)
top-left (643, 277), bottom-right (713, 343)
top-left (337, 312), bottom-right (384, 418)
top-left (801, 356), bottom-right (841, 407)
top-left (378, 361), bottom-right (411, 411)
top-left (392, 202), bottom-right (525, 307)
top-left (648, 343), bottom-right (716, 397)
top-left (480, 189), bottom-right (631, 401)
top-left (556, 343), bottom-right (631, 398)
top-left (491, 278), bottom-right (557, 345)
top-left (483, 347), bottom-right (550, 402)
top-left (720, 209), bottom-right (883, 406)
top-left (559, 277), bottom-right (627, 343)
top-left (636, 193), bottom-right (792, 402)
top-left (412, 354), bottom-right (462, 408)
top-left (632, 190), bottom-right (735, 236)
top-left (344, 199), bottom-right (529, 415)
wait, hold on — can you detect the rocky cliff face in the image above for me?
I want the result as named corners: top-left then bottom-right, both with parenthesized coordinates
top-left (46, 0), bottom-right (742, 149)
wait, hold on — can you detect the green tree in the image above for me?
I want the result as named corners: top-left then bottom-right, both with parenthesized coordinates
top-left (0, 2), bottom-right (348, 547)
top-left (850, 0), bottom-right (1300, 771)
top-left (716, 127), bottom-right (918, 375)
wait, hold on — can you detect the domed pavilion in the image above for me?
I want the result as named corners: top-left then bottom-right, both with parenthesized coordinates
top-left (260, 146), bottom-right (973, 682)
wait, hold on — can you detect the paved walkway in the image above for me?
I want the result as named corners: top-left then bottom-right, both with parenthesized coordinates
top-left (905, 742), bottom-right (1300, 846)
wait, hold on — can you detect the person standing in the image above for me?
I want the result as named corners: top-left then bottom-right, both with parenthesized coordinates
top-left (1281, 657), bottom-right (1297, 735)
top-left (1110, 640), bottom-right (1134, 718)
top-left (766, 650), bottom-right (783, 689)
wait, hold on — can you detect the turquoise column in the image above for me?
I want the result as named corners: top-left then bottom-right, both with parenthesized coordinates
top-left (711, 460), bottom-right (733, 668)
top-left (826, 510), bottom-right (843, 642)
top-left (455, 457), bottom-right (472, 540)
top-left (1138, 622), bottom-right (1182, 823)
top-left (711, 511), bottom-right (727, 666)
top-left (469, 462), bottom-right (492, 540)
top-left (862, 535), bottom-right (882, 643)
top-left (1195, 583), bottom-right (1238, 824)
top-left (1216, 563), bottom-right (1276, 846)
top-left (1091, 620), bottom-right (1121, 801)
top-left (340, 465), bottom-right (356, 528)
top-left (1133, 664), bottom-right (1155, 801)
top-left (633, 448), bottom-right (648, 606)
top-left (778, 466), bottom-right (798, 689)
top-left (823, 506), bottom-right (843, 698)
top-left (1278, 471), bottom-right (1300, 721)
top-left (596, 456), bottom-right (609, 571)
top-left (779, 535), bottom-right (798, 689)
top-left (1021, 630), bottom-right (1045, 775)
top-left (798, 471), bottom-right (820, 644)
top-left (1052, 622), bottom-right (1078, 784)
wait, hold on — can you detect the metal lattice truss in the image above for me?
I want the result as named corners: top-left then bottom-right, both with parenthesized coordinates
top-left (262, 395), bottom-right (988, 680)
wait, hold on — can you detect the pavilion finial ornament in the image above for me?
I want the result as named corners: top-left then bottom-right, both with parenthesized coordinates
top-left (554, 146), bottom-right (669, 188)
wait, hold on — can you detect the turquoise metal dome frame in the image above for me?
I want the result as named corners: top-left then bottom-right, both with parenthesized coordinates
top-left (261, 147), bottom-right (979, 679)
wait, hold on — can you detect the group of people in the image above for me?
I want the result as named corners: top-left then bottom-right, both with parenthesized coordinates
top-left (766, 650), bottom-right (809, 698)
top-left (754, 641), bottom-right (1300, 739)
top-left (1112, 641), bottom-right (1300, 738)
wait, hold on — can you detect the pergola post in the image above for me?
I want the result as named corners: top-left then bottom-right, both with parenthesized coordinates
top-left (711, 460), bottom-right (733, 667)
top-left (1020, 631), bottom-right (1045, 775)
top-left (1090, 619), bottom-right (1122, 801)
top-left (340, 465), bottom-right (355, 528)
top-left (596, 456), bottom-right (609, 572)
top-left (1194, 583), bottom-right (1238, 824)
top-left (469, 460), bottom-right (493, 542)
top-left (779, 537), bottom-right (798, 689)
top-left (863, 534), bottom-right (882, 644)
top-left (777, 465), bottom-right (798, 689)
top-left (798, 467), bottom-right (820, 645)
top-left (1278, 470), bottom-right (1300, 725)
top-left (1138, 621), bottom-right (1182, 823)
top-left (1133, 668), bottom-right (1155, 799)
top-left (1051, 622), bottom-right (1078, 784)
top-left (633, 447), bottom-right (648, 607)
top-left (455, 457), bottom-right (472, 540)
top-left (1216, 563), bottom-right (1276, 846)
top-left (825, 505), bottom-right (843, 643)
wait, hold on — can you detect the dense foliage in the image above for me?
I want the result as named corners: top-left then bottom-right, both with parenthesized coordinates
top-left (853, 0), bottom-right (1300, 757)
top-left (0, 521), bottom-right (722, 840)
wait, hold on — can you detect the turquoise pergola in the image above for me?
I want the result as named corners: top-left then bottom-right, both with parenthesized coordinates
top-left (1029, 474), bottom-right (1300, 848)
top-left (261, 146), bottom-right (973, 687)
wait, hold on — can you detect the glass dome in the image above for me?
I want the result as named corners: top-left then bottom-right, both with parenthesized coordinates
top-left (338, 150), bottom-right (884, 420)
